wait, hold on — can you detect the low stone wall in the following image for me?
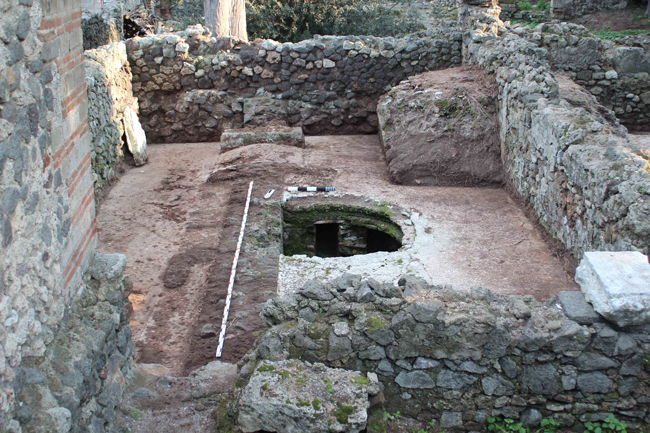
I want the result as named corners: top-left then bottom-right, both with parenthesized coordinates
top-left (11, 253), bottom-right (133, 432)
top-left (463, 22), bottom-right (650, 258)
top-left (510, 22), bottom-right (650, 131)
top-left (247, 275), bottom-right (650, 430)
top-left (550, 0), bottom-right (628, 18)
top-left (85, 41), bottom-right (139, 194)
top-left (125, 27), bottom-right (463, 142)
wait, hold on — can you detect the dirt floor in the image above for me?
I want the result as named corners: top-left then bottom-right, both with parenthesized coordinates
top-left (97, 135), bottom-right (578, 378)
top-left (570, 1), bottom-right (650, 32)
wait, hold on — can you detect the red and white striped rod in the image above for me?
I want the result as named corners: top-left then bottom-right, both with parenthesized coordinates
top-left (216, 180), bottom-right (254, 358)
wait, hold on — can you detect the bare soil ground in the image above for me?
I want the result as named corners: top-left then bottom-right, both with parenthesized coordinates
top-left (570, 2), bottom-right (650, 32)
top-left (97, 135), bottom-right (577, 378)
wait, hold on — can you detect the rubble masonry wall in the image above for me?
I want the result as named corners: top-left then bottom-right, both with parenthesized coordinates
top-left (125, 28), bottom-right (463, 143)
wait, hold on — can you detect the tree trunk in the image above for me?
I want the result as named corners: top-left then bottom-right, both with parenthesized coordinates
top-left (646, 0), bottom-right (649, 16)
top-left (230, 0), bottom-right (248, 42)
top-left (205, 0), bottom-right (232, 36)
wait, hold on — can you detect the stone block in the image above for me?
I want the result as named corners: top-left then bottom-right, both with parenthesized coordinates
top-left (237, 360), bottom-right (369, 433)
top-left (558, 291), bottom-right (602, 325)
top-left (220, 126), bottom-right (305, 151)
top-left (576, 251), bottom-right (650, 327)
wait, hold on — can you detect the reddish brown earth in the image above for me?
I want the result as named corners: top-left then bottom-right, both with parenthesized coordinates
top-left (96, 135), bottom-right (577, 377)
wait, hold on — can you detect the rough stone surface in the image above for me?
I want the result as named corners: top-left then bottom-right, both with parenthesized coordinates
top-left (237, 360), bottom-right (369, 433)
top-left (250, 275), bottom-right (650, 431)
top-left (126, 31), bottom-right (462, 143)
top-left (123, 106), bottom-right (148, 166)
top-left (558, 290), bottom-right (602, 325)
top-left (378, 66), bottom-right (503, 186)
top-left (85, 42), bottom-right (143, 191)
top-left (576, 251), bottom-right (650, 327)
top-left (220, 126), bottom-right (305, 151)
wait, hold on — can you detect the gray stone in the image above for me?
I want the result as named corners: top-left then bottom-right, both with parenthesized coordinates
top-left (573, 353), bottom-right (619, 371)
top-left (258, 335), bottom-right (285, 360)
top-left (520, 408), bottom-right (542, 427)
top-left (611, 47), bottom-right (650, 75)
top-left (551, 321), bottom-right (591, 355)
top-left (333, 322), bottom-right (350, 337)
top-left (89, 253), bottom-right (127, 281)
top-left (396, 359), bottom-right (412, 370)
top-left (482, 375), bottom-right (514, 396)
top-left (293, 330), bottom-right (320, 350)
top-left (372, 283), bottom-right (403, 298)
top-left (221, 126), bottom-right (305, 150)
top-left (437, 370), bottom-right (477, 389)
top-left (357, 283), bottom-right (376, 303)
top-left (520, 364), bottom-right (558, 396)
top-left (200, 323), bottom-right (217, 338)
top-left (413, 357), bottom-right (439, 369)
top-left (440, 411), bottom-right (463, 428)
top-left (187, 361), bottom-right (238, 398)
top-left (327, 333), bottom-right (352, 361)
top-left (376, 359), bottom-right (394, 376)
top-left (458, 360), bottom-right (487, 374)
top-left (395, 370), bottom-right (435, 389)
top-left (133, 387), bottom-right (156, 398)
top-left (577, 372), bottom-right (612, 394)
top-left (358, 346), bottom-right (385, 360)
top-left (299, 307), bottom-right (316, 322)
top-left (620, 354), bottom-right (642, 376)
top-left (558, 291), bottom-right (601, 325)
top-left (499, 357), bottom-right (519, 379)
top-left (576, 251), bottom-right (650, 327)
top-left (407, 300), bottom-right (442, 323)
top-left (484, 325), bottom-right (510, 358)
top-left (16, 11), bottom-right (30, 41)
top-left (299, 281), bottom-right (334, 301)
top-left (237, 360), bottom-right (369, 433)
top-left (8, 40), bottom-right (25, 66)
top-left (561, 374), bottom-right (577, 391)
top-left (615, 334), bottom-right (637, 356)
top-left (619, 377), bottom-right (639, 396)
top-left (46, 407), bottom-right (72, 433)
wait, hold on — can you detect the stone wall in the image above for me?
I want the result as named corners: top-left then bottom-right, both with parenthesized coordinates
top-left (1, 0), bottom-right (126, 428)
top-left (13, 253), bottom-right (134, 433)
top-left (125, 26), bottom-right (463, 143)
top-left (550, 0), bottom-right (628, 19)
top-left (511, 22), bottom-right (650, 131)
top-left (85, 41), bottom-right (138, 193)
top-left (249, 275), bottom-right (650, 430)
top-left (463, 21), bottom-right (650, 258)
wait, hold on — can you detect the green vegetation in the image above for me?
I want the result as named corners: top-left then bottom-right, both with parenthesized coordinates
top-left (333, 402), bottom-right (355, 424)
top-left (487, 417), bottom-right (560, 433)
top-left (351, 375), bottom-right (369, 386)
top-left (517, 0), bottom-right (533, 10)
top-left (366, 316), bottom-right (387, 332)
top-left (258, 364), bottom-right (276, 372)
top-left (592, 29), bottom-right (648, 40)
top-left (312, 398), bottom-right (321, 410)
top-left (246, 0), bottom-right (424, 43)
top-left (325, 381), bottom-right (333, 394)
top-left (584, 414), bottom-right (627, 433)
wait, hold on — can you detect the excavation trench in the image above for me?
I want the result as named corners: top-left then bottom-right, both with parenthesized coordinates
top-left (96, 135), bottom-right (578, 377)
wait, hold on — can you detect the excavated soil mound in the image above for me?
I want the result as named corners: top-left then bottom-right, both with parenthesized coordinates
top-left (377, 66), bottom-right (503, 186)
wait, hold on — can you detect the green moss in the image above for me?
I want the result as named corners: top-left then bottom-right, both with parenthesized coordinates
top-left (351, 376), bottom-right (369, 386)
top-left (276, 370), bottom-right (290, 379)
top-left (297, 400), bottom-right (311, 407)
top-left (367, 316), bottom-right (387, 332)
top-left (312, 398), bottom-right (321, 411)
top-left (642, 355), bottom-right (650, 366)
top-left (333, 402), bottom-right (355, 424)
top-left (258, 365), bottom-right (275, 372)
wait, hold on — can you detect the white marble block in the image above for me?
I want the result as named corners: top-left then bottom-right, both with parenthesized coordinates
top-left (576, 251), bottom-right (650, 327)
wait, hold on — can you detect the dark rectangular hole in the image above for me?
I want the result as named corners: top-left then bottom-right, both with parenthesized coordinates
top-left (315, 223), bottom-right (339, 257)
top-left (367, 228), bottom-right (401, 253)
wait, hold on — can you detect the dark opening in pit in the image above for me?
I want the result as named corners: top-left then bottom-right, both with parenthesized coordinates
top-left (283, 201), bottom-right (404, 258)
top-left (315, 223), bottom-right (339, 257)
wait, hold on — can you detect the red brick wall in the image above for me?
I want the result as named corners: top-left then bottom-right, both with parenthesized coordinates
top-left (39, 0), bottom-right (97, 295)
